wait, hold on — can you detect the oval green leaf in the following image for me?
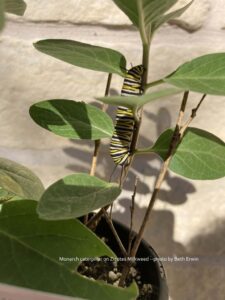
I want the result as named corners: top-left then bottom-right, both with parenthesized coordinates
top-left (0, 157), bottom-right (44, 200)
top-left (37, 173), bottom-right (121, 220)
top-left (34, 39), bottom-right (127, 76)
top-left (97, 87), bottom-right (183, 108)
top-left (151, 127), bottom-right (225, 180)
top-left (112, 0), bottom-right (178, 42)
top-left (30, 100), bottom-right (114, 140)
top-left (152, 1), bottom-right (193, 31)
top-left (0, 187), bottom-right (22, 204)
top-left (0, 200), bottom-right (137, 300)
top-left (5, 0), bottom-right (27, 16)
top-left (165, 53), bottom-right (225, 95)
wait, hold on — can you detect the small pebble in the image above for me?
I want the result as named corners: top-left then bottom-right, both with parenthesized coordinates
top-left (113, 267), bottom-right (118, 272)
top-left (130, 267), bottom-right (137, 277)
top-left (89, 277), bottom-right (95, 281)
top-left (108, 271), bottom-right (118, 282)
top-left (113, 280), bottom-right (120, 287)
top-left (142, 283), bottom-right (152, 293)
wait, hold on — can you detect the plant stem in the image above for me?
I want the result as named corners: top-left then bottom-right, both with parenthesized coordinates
top-left (118, 91), bottom-right (189, 286)
top-left (145, 78), bottom-right (164, 90)
top-left (118, 42), bottom-right (150, 288)
top-left (134, 147), bottom-right (153, 155)
top-left (127, 177), bottom-right (138, 255)
top-left (89, 73), bottom-right (112, 176)
top-left (89, 140), bottom-right (100, 177)
top-left (128, 92), bottom-right (206, 259)
top-left (180, 94), bottom-right (206, 136)
top-left (102, 209), bottom-right (127, 257)
top-left (120, 43), bottom-right (150, 183)
top-left (88, 44), bottom-right (151, 229)
top-left (84, 73), bottom-right (112, 224)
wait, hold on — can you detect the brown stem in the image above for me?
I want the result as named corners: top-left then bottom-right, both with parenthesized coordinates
top-left (130, 91), bottom-right (190, 258)
top-left (130, 92), bottom-right (207, 258)
top-left (118, 92), bottom-right (189, 286)
top-left (180, 93), bottom-right (206, 136)
top-left (89, 140), bottom-right (101, 176)
top-left (177, 91), bottom-right (189, 130)
top-left (118, 44), bottom-right (150, 288)
top-left (127, 177), bottom-right (138, 255)
top-left (102, 209), bottom-right (127, 258)
top-left (84, 73), bottom-right (112, 225)
top-left (89, 73), bottom-right (112, 176)
top-left (130, 158), bottom-right (171, 257)
top-left (87, 63), bottom-right (148, 229)
top-left (119, 43), bottom-right (150, 186)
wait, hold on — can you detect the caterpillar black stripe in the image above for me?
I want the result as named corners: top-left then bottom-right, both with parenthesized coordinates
top-left (110, 65), bottom-right (144, 166)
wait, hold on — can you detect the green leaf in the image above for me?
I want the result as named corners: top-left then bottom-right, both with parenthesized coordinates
top-left (0, 187), bottom-right (22, 203)
top-left (151, 128), bottom-right (225, 180)
top-left (5, 0), bottom-right (26, 16)
top-left (0, 200), bottom-right (138, 300)
top-left (152, 0), bottom-right (193, 31)
top-left (37, 173), bottom-right (121, 220)
top-left (34, 39), bottom-right (127, 76)
top-left (30, 100), bottom-right (114, 140)
top-left (97, 87), bottom-right (183, 108)
top-left (165, 53), bottom-right (225, 95)
top-left (0, 157), bottom-right (44, 200)
top-left (112, 0), bottom-right (178, 43)
top-left (0, 0), bottom-right (4, 30)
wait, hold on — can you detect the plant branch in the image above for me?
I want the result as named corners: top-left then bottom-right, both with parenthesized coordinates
top-left (134, 91), bottom-right (190, 156)
top-left (89, 73), bottom-right (112, 176)
top-left (84, 73), bottom-right (112, 224)
top-left (145, 79), bottom-right (164, 90)
top-left (130, 91), bottom-right (189, 258)
top-left (137, 0), bottom-right (148, 45)
top-left (102, 209), bottom-right (127, 258)
top-left (120, 43), bottom-right (150, 185)
top-left (127, 177), bottom-right (139, 255)
top-left (130, 92), bottom-right (206, 258)
top-left (118, 42), bottom-right (151, 288)
top-left (87, 44), bottom-right (151, 229)
top-left (180, 93), bottom-right (207, 136)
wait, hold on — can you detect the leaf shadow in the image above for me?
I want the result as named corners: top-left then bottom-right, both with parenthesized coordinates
top-left (112, 198), bottom-right (185, 263)
top-left (31, 100), bottom-right (93, 139)
top-left (63, 101), bottom-right (196, 203)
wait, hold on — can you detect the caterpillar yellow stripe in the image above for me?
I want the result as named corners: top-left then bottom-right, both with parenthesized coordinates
top-left (110, 65), bottom-right (144, 166)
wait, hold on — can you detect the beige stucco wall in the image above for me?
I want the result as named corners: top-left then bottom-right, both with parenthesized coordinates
top-left (0, 1), bottom-right (225, 299)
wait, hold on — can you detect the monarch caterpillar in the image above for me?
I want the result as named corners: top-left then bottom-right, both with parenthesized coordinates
top-left (110, 65), bottom-right (144, 166)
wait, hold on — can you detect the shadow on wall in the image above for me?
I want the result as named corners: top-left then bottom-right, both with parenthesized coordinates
top-left (167, 219), bottom-right (225, 300)
top-left (61, 97), bottom-right (225, 300)
top-left (60, 81), bottom-right (224, 298)
top-left (112, 199), bottom-right (225, 300)
top-left (63, 102), bottom-right (196, 200)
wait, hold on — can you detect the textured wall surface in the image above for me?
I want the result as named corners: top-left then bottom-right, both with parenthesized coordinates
top-left (1, 0), bottom-right (225, 299)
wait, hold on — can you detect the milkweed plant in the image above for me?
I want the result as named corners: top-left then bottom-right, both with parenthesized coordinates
top-left (0, 1), bottom-right (225, 300)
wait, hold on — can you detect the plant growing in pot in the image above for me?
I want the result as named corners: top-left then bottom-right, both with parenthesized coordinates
top-left (1, 0), bottom-right (225, 299)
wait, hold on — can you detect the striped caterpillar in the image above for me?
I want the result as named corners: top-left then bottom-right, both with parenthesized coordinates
top-left (110, 65), bottom-right (144, 166)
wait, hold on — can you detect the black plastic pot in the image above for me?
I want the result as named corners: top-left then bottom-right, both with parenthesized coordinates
top-left (95, 217), bottom-right (169, 300)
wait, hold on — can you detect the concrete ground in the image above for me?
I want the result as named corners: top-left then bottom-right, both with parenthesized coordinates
top-left (0, 0), bottom-right (225, 299)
